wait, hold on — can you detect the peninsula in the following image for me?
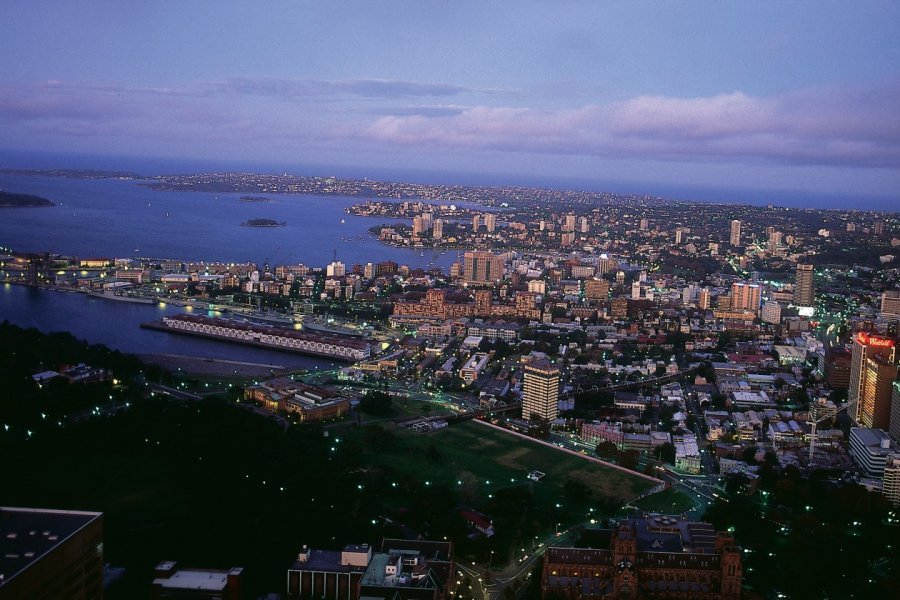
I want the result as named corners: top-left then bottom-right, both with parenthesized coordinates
top-left (0, 191), bottom-right (54, 208)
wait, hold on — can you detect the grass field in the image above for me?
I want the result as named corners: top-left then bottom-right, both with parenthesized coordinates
top-left (432, 421), bottom-right (654, 503)
top-left (631, 487), bottom-right (696, 514)
top-left (350, 419), bottom-right (656, 524)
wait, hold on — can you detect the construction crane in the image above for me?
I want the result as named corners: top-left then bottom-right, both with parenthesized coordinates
top-left (807, 401), bottom-right (850, 464)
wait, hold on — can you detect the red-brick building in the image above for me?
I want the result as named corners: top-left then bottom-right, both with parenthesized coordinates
top-left (542, 516), bottom-right (742, 599)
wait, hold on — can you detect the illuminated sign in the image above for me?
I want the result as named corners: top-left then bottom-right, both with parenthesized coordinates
top-left (856, 332), bottom-right (895, 348)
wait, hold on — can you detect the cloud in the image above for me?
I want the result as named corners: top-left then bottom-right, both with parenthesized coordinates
top-left (1, 76), bottom-right (898, 171)
top-left (361, 77), bottom-right (900, 168)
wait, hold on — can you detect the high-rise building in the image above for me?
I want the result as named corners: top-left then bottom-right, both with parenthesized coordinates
top-left (462, 251), bottom-right (503, 284)
top-left (861, 357), bottom-right (897, 429)
top-left (562, 214), bottom-right (576, 232)
top-left (890, 381), bottom-right (900, 443)
top-left (421, 212), bottom-right (433, 231)
top-left (326, 261), bottom-right (346, 278)
top-left (824, 347), bottom-right (852, 389)
top-left (849, 332), bottom-right (897, 429)
top-left (698, 288), bottom-right (711, 310)
top-left (432, 219), bottom-right (443, 240)
top-left (794, 263), bottom-right (815, 307)
top-left (730, 220), bottom-right (742, 246)
top-left (522, 358), bottom-right (559, 422)
top-left (639, 218), bottom-right (649, 231)
top-left (363, 262), bottom-right (375, 279)
top-left (0, 507), bottom-right (104, 599)
top-left (578, 216), bottom-right (590, 233)
top-left (412, 216), bottom-right (425, 237)
top-left (674, 228), bottom-right (684, 244)
top-left (882, 290), bottom-right (900, 317)
top-left (883, 453), bottom-right (900, 505)
top-left (472, 214), bottom-right (481, 233)
top-left (730, 282), bottom-right (761, 313)
top-left (761, 300), bottom-right (782, 325)
top-left (483, 213), bottom-right (496, 233)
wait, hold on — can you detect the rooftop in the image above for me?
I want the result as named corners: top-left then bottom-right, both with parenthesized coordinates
top-left (0, 507), bottom-right (102, 587)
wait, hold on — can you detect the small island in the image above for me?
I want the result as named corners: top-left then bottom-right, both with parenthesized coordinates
top-left (240, 195), bottom-right (271, 203)
top-left (241, 218), bottom-right (285, 227)
top-left (0, 191), bottom-right (55, 208)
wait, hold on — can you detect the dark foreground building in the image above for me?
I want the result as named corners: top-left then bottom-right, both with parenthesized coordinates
top-left (542, 516), bottom-right (741, 600)
top-left (0, 506), bottom-right (104, 600)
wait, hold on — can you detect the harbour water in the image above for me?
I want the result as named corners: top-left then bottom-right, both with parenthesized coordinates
top-left (0, 173), bottom-right (458, 268)
top-left (0, 283), bottom-right (336, 369)
top-left (0, 173), bottom-right (456, 364)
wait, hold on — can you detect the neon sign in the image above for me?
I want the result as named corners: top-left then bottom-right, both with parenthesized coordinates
top-left (856, 332), bottom-right (895, 348)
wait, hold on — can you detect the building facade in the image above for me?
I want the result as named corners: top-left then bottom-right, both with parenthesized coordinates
top-left (793, 263), bottom-right (815, 307)
top-left (848, 333), bottom-right (897, 429)
top-left (522, 359), bottom-right (560, 422)
top-left (0, 507), bottom-right (104, 600)
top-left (541, 517), bottom-right (742, 600)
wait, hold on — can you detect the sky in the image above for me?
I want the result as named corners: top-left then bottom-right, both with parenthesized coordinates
top-left (1, 1), bottom-right (899, 199)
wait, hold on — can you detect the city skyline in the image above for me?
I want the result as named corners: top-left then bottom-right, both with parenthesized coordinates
top-left (1, 2), bottom-right (899, 200)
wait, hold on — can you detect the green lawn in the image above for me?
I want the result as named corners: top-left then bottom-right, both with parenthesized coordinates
top-left (432, 421), bottom-right (654, 503)
top-left (348, 419), bottom-right (655, 521)
top-left (631, 487), bottom-right (696, 514)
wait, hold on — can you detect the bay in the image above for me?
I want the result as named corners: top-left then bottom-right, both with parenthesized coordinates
top-left (1, 283), bottom-right (337, 370)
top-left (0, 174), bottom-right (457, 269)
top-left (0, 173), bottom-right (456, 365)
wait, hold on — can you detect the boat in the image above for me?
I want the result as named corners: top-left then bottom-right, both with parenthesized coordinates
top-left (340, 218), bottom-right (346, 224)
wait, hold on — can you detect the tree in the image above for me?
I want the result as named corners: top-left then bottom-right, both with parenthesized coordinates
top-left (619, 449), bottom-right (639, 470)
top-left (596, 441), bottom-right (618, 461)
top-left (655, 442), bottom-right (676, 465)
top-left (359, 390), bottom-right (393, 415)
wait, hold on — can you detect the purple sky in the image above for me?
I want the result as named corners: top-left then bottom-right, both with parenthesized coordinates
top-left (2, 2), bottom-right (899, 198)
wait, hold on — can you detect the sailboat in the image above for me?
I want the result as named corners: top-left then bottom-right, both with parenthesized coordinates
top-left (340, 218), bottom-right (346, 224)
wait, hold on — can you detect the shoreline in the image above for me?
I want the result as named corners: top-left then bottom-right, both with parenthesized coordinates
top-left (137, 352), bottom-right (291, 377)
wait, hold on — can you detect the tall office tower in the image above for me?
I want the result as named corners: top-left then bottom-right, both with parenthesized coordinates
top-left (849, 332), bottom-right (897, 429)
top-left (578, 216), bottom-right (590, 233)
top-left (563, 214), bottom-right (576, 232)
top-left (730, 282), bottom-right (761, 313)
top-left (730, 219), bottom-right (742, 246)
top-left (462, 251), bottom-right (504, 284)
top-left (882, 290), bottom-right (900, 317)
top-left (794, 263), bottom-right (815, 307)
top-left (472, 214), bottom-right (481, 232)
top-left (432, 219), bottom-right (443, 240)
top-left (521, 358), bottom-right (560, 422)
top-left (412, 215), bottom-right (425, 236)
top-left (890, 381), bottom-right (900, 442)
top-left (674, 228), bottom-right (684, 244)
top-left (698, 288), bottom-right (711, 310)
top-left (421, 212), bottom-right (433, 231)
top-left (483, 213), bottom-right (497, 233)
